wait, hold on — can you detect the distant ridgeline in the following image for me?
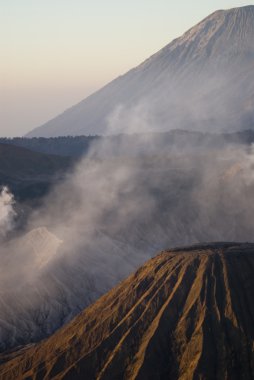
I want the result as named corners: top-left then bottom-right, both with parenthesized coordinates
top-left (1, 129), bottom-right (254, 157)
top-left (0, 136), bottom-right (99, 157)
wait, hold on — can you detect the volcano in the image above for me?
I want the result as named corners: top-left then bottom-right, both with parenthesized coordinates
top-left (1, 242), bottom-right (254, 379)
top-left (27, 6), bottom-right (254, 137)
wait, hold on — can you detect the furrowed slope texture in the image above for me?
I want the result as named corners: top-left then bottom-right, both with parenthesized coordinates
top-left (27, 6), bottom-right (254, 137)
top-left (1, 242), bottom-right (254, 380)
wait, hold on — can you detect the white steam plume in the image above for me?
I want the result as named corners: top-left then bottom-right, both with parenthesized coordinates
top-left (0, 186), bottom-right (16, 239)
top-left (2, 99), bottom-right (254, 351)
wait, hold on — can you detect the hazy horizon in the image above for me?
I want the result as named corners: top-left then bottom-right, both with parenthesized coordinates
top-left (1, 0), bottom-right (252, 137)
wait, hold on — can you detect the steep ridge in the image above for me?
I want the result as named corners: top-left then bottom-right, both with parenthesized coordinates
top-left (27, 6), bottom-right (254, 137)
top-left (1, 242), bottom-right (254, 380)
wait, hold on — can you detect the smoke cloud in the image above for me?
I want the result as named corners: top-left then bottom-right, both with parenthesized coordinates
top-left (0, 186), bottom-right (16, 239)
top-left (1, 102), bottom-right (254, 352)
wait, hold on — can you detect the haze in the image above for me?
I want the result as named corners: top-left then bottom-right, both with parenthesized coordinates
top-left (1, 0), bottom-right (252, 137)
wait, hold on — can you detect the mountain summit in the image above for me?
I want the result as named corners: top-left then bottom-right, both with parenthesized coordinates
top-left (1, 243), bottom-right (254, 379)
top-left (160, 5), bottom-right (254, 65)
top-left (27, 6), bottom-right (254, 137)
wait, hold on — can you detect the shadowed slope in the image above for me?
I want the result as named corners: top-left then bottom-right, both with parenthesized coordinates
top-left (1, 242), bottom-right (254, 379)
top-left (0, 143), bottom-right (71, 202)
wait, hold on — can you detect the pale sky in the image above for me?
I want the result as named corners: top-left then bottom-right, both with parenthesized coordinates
top-left (0, 0), bottom-right (252, 137)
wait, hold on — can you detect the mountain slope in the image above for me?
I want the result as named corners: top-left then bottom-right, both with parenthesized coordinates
top-left (0, 225), bottom-right (148, 353)
top-left (0, 143), bottom-right (71, 201)
top-left (0, 143), bottom-right (69, 175)
top-left (1, 242), bottom-right (254, 380)
top-left (27, 6), bottom-right (254, 137)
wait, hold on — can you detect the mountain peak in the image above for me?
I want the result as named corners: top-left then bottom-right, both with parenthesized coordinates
top-left (225, 4), bottom-right (254, 12)
top-left (152, 4), bottom-right (254, 67)
top-left (27, 5), bottom-right (254, 137)
top-left (215, 4), bottom-right (254, 14)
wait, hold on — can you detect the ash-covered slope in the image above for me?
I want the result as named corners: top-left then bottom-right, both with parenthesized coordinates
top-left (0, 227), bottom-right (147, 353)
top-left (27, 6), bottom-right (254, 137)
top-left (1, 242), bottom-right (254, 380)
